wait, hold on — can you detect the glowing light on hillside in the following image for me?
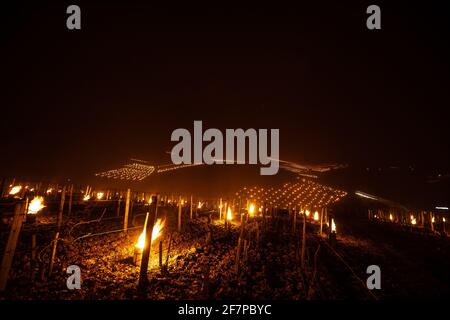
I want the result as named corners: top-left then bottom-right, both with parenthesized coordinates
top-left (355, 191), bottom-right (378, 201)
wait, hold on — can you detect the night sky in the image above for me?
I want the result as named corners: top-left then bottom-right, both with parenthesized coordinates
top-left (1, 1), bottom-right (449, 182)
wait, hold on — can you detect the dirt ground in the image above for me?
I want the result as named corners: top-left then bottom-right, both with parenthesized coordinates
top-left (1, 203), bottom-right (449, 300)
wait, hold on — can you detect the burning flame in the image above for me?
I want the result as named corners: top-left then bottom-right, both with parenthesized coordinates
top-left (198, 201), bottom-right (203, 209)
top-left (96, 192), bottom-right (104, 200)
top-left (136, 218), bottom-right (165, 250)
top-left (443, 218), bottom-right (446, 222)
top-left (331, 218), bottom-right (336, 233)
top-left (227, 207), bottom-right (233, 221)
top-left (83, 195), bottom-right (91, 201)
top-left (28, 196), bottom-right (45, 214)
top-left (46, 188), bottom-right (53, 194)
top-left (313, 211), bottom-right (319, 221)
top-left (249, 203), bottom-right (255, 217)
top-left (432, 216), bottom-right (435, 223)
top-left (411, 215), bottom-right (417, 225)
top-left (305, 209), bottom-right (310, 217)
top-left (389, 214), bottom-right (393, 221)
top-left (9, 186), bottom-right (22, 195)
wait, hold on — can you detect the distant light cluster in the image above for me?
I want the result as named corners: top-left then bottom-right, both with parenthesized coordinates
top-left (156, 163), bottom-right (203, 174)
top-left (95, 160), bottom-right (155, 181)
top-left (235, 179), bottom-right (347, 209)
top-left (279, 160), bottom-right (347, 177)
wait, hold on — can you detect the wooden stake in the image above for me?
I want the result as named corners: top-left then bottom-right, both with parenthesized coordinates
top-left (165, 233), bottom-right (172, 269)
top-left (301, 212), bottom-right (306, 268)
top-left (159, 240), bottom-right (163, 270)
top-left (256, 222), bottom-right (260, 250)
top-left (178, 196), bottom-right (182, 232)
top-left (205, 213), bottom-right (213, 245)
top-left (243, 239), bottom-right (249, 263)
top-left (420, 211), bottom-right (424, 227)
top-left (0, 178), bottom-right (5, 198)
top-left (124, 188), bottom-right (131, 231)
top-left (190, 195), bottom-right (193, 220)
top-left (235, 211), bottom-right (247, 274)
top-left (235, 237), bottom-right (242, 274)
top-left (262, 202), bottom-right (267, 232)
top-left (57, 186), bottom-right (66, 231)
top-left (320, 207), bottom-right (324, 236)
top-left (116, 198), bottom-right (121, 217)
top-left (0, 202), bottom-right (26, 290)
top-left (238, 198), bottom-right (242, 223)
top-left (130, 199), bottom-right (134, 219)
top-left (67, 184), bottom-right (74, 217)
top-left (138, 195), bottom-right (158, 289)
top-left (48, 232), bottom-right (59, 277)
top-left (292, 207), bottom-right (297, 233)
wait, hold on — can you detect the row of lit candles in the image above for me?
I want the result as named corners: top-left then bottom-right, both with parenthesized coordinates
top-left (236, 180), bottom-right (346, 210)
top-left (372, 212), bottom-right (446, 225)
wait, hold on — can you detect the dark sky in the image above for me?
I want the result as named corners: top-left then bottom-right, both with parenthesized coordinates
top-left (1, 1), bottom-right (449, 182)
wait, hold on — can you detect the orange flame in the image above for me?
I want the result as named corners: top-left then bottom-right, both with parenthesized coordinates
top-left (331, 218), bottom-right (336, 233)
top-left (249, 203), bottom-right (255, 217)
top-left (28, 196), bottom-right (45, 214)
top-left (96, 192), bottom-right (104, 200)
top-left (136, 217), bottom-right (165, 250)
top-left (227, 207), bottom-right (233, 221)
top-left (9, 186), bottom-right (22, 195)
top-left (313, 211), bottom-right (319, 221)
